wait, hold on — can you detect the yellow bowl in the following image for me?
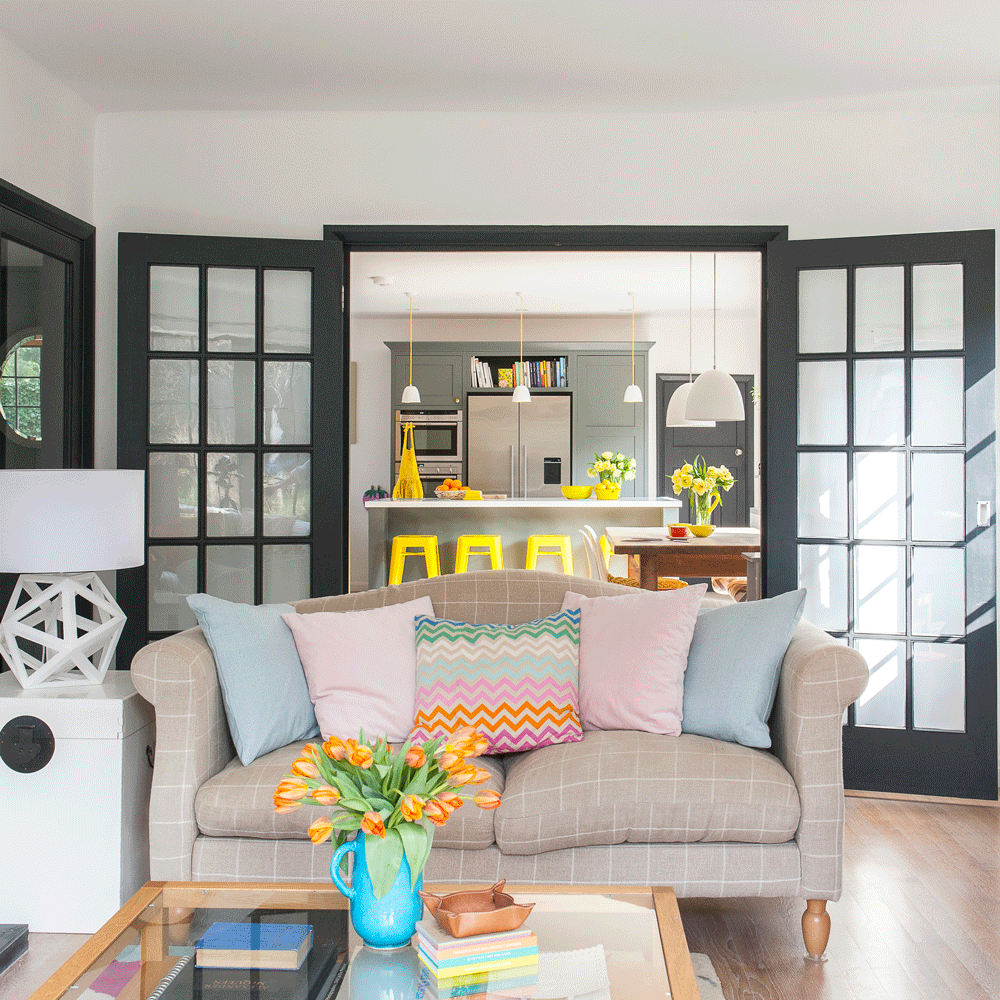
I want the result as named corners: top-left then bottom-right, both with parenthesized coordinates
top-left (594, 485), bottom-right (621, 500)
top-left (688, 524), bottom-right (715, 537)
top-left (561, 485), bottom-right (594, 499)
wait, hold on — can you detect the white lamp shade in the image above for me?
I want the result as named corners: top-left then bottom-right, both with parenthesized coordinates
top-left (623, 383), bottom-right (643, 403)
top-left (665, 382), bottom-right (716, 428)
top-left (512, 384), bottom-right (531, 403)
top-left (0, 470), bottom-right (146, 573)
top-left (400, 384), bottom-right (421, 403)
top-left (685, 369), bottom-right (745, 422)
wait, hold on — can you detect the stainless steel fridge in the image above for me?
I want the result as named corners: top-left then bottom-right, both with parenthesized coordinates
top-left (466, 393), bottom-right (571, 497)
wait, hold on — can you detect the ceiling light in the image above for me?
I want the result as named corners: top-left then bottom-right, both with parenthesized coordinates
top-left (512, 293), bottom-right (530, 403)
top-left (400, 293), bottom-right (421, 404)
top-left (370, 275), bottom-right (393, 286)
top-left (666, 254), bottom-right (715, 428)
top-left (623, 292), bottom-right (643, 403)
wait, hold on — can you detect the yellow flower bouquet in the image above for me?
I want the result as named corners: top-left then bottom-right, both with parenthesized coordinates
top-left (274, 727), bottom-right (500, 898)
top-left (670, 454), bottom-right (735, 525)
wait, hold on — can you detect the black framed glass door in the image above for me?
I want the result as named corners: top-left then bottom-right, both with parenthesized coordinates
top-left (766, 230), bottom-right (996, 799)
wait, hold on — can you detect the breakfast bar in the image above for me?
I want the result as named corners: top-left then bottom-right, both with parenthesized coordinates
top-left (366, 497), bottom-right (682, 587)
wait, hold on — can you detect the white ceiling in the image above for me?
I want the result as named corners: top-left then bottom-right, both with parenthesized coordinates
top-left (350, 250), bottom-right (761, 317)
top-left (1, 0), bottom-right (997, 113)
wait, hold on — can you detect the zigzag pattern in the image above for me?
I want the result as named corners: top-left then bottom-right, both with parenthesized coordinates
top-left (411, 611), bottom-right (583, 752)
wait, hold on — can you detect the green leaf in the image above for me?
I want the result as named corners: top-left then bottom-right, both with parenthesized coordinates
top-left (338, 797), bottom-right (372, 812)
top-left (397, 822), bottom-right (433, 890)
top-left (366, 829), bottom-right (404, 900)
top-left (373, 763), bottom-right (392, 780)
top-left (331, 813), bottom-right (362, 831)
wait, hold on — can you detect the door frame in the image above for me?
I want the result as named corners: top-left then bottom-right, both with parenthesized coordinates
top-left (323, 224), bottom-right (786, 586)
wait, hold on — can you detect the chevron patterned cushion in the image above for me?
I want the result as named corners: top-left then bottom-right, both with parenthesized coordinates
top-left (410, 609), bottom-right (583, 754)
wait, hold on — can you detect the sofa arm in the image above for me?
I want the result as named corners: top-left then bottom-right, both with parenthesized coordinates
top-left (130, 628), bottom-right (236, 880)
top-left (770, 620), bottom-right (868, 901)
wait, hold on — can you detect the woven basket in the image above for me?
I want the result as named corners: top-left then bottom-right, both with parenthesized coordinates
top-left (434, 488), bottom-right (468, 500)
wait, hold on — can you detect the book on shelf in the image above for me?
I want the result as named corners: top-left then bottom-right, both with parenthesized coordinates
top-left (195, 922), bottom-right (312, 970)
top-left (498, 368), bottom-right (513, 388)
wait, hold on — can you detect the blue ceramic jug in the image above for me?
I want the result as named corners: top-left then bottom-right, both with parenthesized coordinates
top-left (331, 834), bottom-right (424, 950)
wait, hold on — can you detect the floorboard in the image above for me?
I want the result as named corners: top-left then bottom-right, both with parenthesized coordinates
top-left (2, 798), bottom-right (998, 1000)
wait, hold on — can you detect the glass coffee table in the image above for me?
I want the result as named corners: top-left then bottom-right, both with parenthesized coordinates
top-left (30, 882), bottom-right (700, 1000)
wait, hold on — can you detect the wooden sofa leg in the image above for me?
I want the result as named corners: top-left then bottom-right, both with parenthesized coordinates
top-left (802, 899), bottom-right (830, 961)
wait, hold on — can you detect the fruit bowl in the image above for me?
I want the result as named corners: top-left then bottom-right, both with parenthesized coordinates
top-left (561, 485), bottom-right (593, 500)
top-left (688, 524), bottom-right (715, 537)
top-left (434, 488), bottom-right (468, 500)
top-left (594, 484), bottom-right (621, 500)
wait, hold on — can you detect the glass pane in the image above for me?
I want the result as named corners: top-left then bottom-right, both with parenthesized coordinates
top-left (798, 361), bottom-right (846, 445)
top-left (207, 359), bottom-right (256, 444)
top-left (913, 263), bottom-right (963, 350)
top-left (149, 545), bottom-right (197, 632)
top-left (208, 267), bottom-right (256, 352)
top-left (913, 643), bottom-right (965, 732)
top-left (855, 266), bottom-right (904, 352)
top-left (149, 359), bottom-right (199, 444)
top-left (854, 359), bottom-right (904, 446)
top-left (912, 547), bottom-right (965, 637)
top-left (206, 545), bottom-right (254, 604)
top-left (855, 545), bottom-right (905, 635)
top-left (912, 453), bottom-right (965, 541)
top-left (797, 453), bottom-right (848, 538)
top-left (854, 639), bottom-right (906, 729)
top-left (264, 269), bottom-right (312, 353)
top-left (798, 269), bottom-right (847, 353)
top-left (855, 452), bottom-right (905, 540)
top-left (149, 452), bottom-right (198, 537)
top-left (263, 453), bottom-right (311, 535)
top-left (264, 361), bottom-right (311, 445)
top-left (149, 265), bottom-right (198, 351)
top-left (798, 544), bottom-right (848, 632)
top-left (912, 358), bottom-right (963, 446)
top-left (263, 544), bottom-right (311, 603)
top-left (207, 452), bottom-right (255, 536)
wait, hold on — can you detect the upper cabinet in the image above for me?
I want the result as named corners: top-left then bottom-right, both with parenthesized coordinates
top-left (390, 351), bottom-right (464, 406)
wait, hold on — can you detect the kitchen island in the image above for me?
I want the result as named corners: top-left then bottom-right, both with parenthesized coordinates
top-left (366, 496), bottom-right (682, 588)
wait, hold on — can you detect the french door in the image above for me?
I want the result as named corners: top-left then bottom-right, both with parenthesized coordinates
top-left (766, 230), bottom-right (996, 799)
top-left (117, 234), bottom-right (345, 670)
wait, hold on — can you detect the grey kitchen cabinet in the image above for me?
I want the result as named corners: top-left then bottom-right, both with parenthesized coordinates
top-left (390, 350), bottom-right (464, 406)
top-left (572, 352), bottom-right (648, 497)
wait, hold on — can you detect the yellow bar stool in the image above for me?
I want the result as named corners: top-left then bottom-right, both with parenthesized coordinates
top-left (455, 534), bottom-right (504, 573)
top-left (388, 534), bottom-right (441, 586)
top-left (526, 534), bottom-right (574, 575)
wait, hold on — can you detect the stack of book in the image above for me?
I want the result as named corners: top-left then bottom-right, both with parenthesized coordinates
top-left (415, 919), bottom-right (539, 998)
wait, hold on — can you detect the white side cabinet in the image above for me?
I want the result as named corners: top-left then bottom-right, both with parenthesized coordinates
top-left (0, 671), bottom-right (155, 933)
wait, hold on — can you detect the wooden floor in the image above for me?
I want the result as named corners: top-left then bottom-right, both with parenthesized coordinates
top-left (3, 797), bottom-right (999, 1000)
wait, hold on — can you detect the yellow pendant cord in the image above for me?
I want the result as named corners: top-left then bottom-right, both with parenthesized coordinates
top-left (408, 294), bottom-right (414, 386)
top-left (630, 293), bottom-right (636, 385)
top-left (519, 293), bottom-right (524, 365)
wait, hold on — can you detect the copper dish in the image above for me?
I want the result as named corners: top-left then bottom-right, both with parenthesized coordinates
top-left (418, 880), bottom-right (534, 938)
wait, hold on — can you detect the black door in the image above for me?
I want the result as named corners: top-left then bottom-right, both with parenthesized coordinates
top-left (656, 374), bottom-right (753, 526)
top-left (117, 233), bottom-right (345, 669)
top-left (766, 230), bottom-right (996, 799)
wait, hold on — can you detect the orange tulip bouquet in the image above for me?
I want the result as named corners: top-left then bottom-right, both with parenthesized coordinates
top-left (273, 727), bottom-right (501, 899)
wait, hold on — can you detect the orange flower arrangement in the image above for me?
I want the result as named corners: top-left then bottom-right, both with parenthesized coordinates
top-left (274, 726), bottom-right (499, 898)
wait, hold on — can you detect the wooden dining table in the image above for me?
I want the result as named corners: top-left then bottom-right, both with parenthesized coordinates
top-left (604, 525), bottom-right (762, 595)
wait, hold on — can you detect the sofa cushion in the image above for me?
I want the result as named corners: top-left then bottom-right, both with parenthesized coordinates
top-left (194, 742), bottom-right (505, 851)
top-left (494, 730), bottom-right (799, 855)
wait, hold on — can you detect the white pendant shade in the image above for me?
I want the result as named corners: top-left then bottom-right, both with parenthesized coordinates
top-left (400, 383), bottom-right (421, 403)
top-left (512, 383), bottom-right (531, 403)
top-left (685, 368), bottom-right (745, 421)
top-left (623, 383), bottom-right (643, 403)
top-left (665, 381), bottom-right (716, 427)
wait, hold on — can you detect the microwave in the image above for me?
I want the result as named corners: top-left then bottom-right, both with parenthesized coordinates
top-left (395, 409), bottom-right (464, 465)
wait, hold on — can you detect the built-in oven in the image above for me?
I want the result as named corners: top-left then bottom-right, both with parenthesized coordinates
top-left (394, 409), bottom-right (464, 465)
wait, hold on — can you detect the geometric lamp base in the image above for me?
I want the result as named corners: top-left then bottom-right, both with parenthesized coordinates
top-left (0, 573), bottom-right (126, 689)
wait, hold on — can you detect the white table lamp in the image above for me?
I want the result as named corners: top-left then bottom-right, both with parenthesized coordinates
top-left (0, 470), bottom-right (145, 689)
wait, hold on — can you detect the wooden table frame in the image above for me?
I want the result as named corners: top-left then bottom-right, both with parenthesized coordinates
top-left (30, 881), bottom-right (700, 1000)
top-left (605, 525), bottom-right (761, 593)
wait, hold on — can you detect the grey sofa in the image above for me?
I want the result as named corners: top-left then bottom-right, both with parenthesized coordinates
top-left (130, 569), bottom-right (867, 958)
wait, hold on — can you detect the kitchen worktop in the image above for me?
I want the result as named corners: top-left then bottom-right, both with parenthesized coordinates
top-left (365, 497), bottom-right (682, 509)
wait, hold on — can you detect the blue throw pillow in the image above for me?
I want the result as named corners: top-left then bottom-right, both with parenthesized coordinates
top-left (187, 593), bottom-right (319, 765)
top-left (681, 589), bottom-right (806, 748)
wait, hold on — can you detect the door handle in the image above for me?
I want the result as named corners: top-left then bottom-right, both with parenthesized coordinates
top-left (735, 449), bottom-right (743, 456)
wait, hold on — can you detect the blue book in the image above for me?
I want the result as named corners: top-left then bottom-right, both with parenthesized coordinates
top-left (195, 922), bottom-right (313, 970)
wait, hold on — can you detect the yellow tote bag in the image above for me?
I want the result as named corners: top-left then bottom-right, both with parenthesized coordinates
top-left (392, 422), bottom-right (424, 499)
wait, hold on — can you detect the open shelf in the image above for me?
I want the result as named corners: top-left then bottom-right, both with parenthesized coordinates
top-left (470, 354), bottom-right (568, 389)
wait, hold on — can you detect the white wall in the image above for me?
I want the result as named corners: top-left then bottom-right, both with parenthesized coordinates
top-left (0, 32), bottom-right (95, 222)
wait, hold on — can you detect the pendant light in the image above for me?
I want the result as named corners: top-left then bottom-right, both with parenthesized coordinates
top-left (685, 254), bottom-right (745, 422)
top-left (666, 254), bottom-right (716, 428)
top-left (622, 292), bottom-right (643, 403)
top-left (400, 293), bottom-right (421, 404)
top-left (512, 292), bottom-right (531, 403)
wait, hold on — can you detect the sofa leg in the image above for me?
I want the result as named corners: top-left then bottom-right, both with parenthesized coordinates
top-left (802, 899), bottom-right (830, 961)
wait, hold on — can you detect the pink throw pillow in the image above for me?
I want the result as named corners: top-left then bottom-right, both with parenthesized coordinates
top-left (282, 597), bottom-right (434, 742)
top-left (560, 585), bottom-right (706, 735)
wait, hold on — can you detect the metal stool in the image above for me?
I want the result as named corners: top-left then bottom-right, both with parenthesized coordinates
top-left (455, 534), bottom-right (504, 573)
top-left (388, 535), bottom-right (441, 586)
top-left (525, 534), bottom-right (574, 575)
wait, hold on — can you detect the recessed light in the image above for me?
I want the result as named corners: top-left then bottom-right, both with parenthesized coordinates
top-left (370, 275), bottom-right (393, 286)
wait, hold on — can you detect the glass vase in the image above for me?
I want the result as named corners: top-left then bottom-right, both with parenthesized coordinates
top-left (690, 491), bottom-right (720, 526)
